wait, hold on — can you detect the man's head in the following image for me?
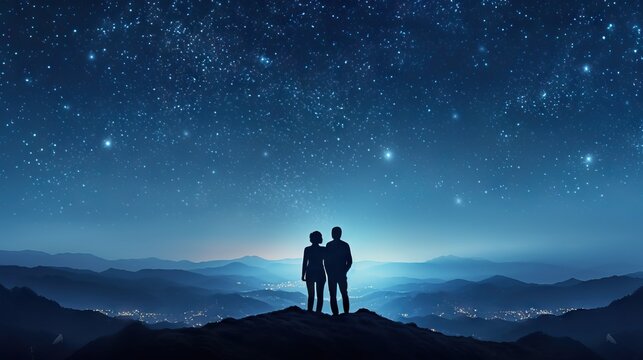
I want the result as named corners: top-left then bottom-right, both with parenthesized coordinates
top-left (331, 226), bottom-right (342, 240)
top-left (309, 231), bottom-right (323, 244)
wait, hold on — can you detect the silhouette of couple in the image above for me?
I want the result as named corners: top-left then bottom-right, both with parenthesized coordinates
top-left (301, 226), bottom-right (352, 315)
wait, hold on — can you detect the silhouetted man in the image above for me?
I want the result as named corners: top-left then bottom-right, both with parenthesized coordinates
top-left (325, 226), bottom-right (352, 315)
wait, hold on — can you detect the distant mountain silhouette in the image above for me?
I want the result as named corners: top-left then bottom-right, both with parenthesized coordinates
top-left (240, 289), bottom-right (307, 308)
top-left (352, 290), bottom-right (409, 311)
top-left (192, 262), bottom-right (283, 282)
top-left (409, 287), bottom-right (643, 360)
top-left (626, 271), bottom-right (643, 279)
top-left (0, 250), bottom-right (111, 271)
top-left (505, 286), bottom-right (643, 358)
top-left (0, 250), bottom-right (194, 272)
top-left (4, 261), bottom-right (641, 329)
top-left (384, 278), bottom-right (475, 293)
top-left (5, 249), bottom-right (639, 285)
top-left (0, 266), bottom-right (273, 321)
top-left (69, 307), bottom-right (600, 360)
top-left (552, 278), bottom-right (584, 287)
top-left (0, 283), bottom-right (131, 360)
top-left (478, 275), bottom-right (531, 288)
top-left (0, 250), bottom-right (296, 273)
top-left (146, 321), bottom-right (188, 330)
top-left (379, 275), bottom-right (643, 319)
top-left (362, 256), bottom-right (580, 283)
top-left (100, 267), bottom-right (266, 291)
top-left (407, 314), bottom-right (515, 338)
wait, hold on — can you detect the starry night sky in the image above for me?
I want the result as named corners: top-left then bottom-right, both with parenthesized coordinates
top-left (0, 1), bottom-right (641, 264)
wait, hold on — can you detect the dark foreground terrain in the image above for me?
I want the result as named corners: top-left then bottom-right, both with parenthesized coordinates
top-left (408, 287), bottom-right (643, 360)
top-left (0, 284), bottom-right (132, 360)
top-left (70, 306), bottom-right (599, 360)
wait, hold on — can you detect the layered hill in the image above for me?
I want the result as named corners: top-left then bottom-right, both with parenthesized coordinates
top-left (508, 286), bottom-right (643, 341)
top-left (380, 275), bottom-right (643, 319)
top-left (506, 286), bottom-right (643, 359)
top-left (408, 286), bottom-right (643, 359)
top-left (0, 284), bottom-right (131, 360)
top-left (0, 265), bottom-right (273, 321)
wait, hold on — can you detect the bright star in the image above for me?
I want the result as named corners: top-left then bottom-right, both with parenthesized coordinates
top-left (102, 138), bottom-right (113, 149)
top-left (383, 150), bottom-right (393, 160)
top-left (258, 55), bottom-right (271, 65)
top-left (88, 51), bottom-right (96, 61)
top-left (583, 154), bottom-right (593, 166)
top-left (582, 64), bottom-right (590, 73)
top-left (455, 196), bottom-right (463, 205)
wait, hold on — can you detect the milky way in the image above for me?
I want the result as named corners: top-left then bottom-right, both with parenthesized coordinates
top-left (0, 1), bottom-right (641, 262)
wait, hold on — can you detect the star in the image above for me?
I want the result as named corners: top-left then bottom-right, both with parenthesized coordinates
top-left (2, 0), bottom-right (640, 265)
top-left (258, 55), bottom-right (271, 66)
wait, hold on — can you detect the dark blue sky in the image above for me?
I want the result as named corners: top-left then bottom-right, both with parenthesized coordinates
top-left (0, 1), bottom-right (641, 264)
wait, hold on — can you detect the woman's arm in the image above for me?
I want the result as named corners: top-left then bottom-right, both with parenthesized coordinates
top-left (301, 248), bottom-right (308, 281)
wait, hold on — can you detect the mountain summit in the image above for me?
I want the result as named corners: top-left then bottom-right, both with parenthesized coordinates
top-left (70, 307), bottom-right (599, 360)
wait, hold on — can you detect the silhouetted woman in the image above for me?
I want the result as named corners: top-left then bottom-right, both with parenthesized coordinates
top-left (301, 231), bottom-right (326, 312)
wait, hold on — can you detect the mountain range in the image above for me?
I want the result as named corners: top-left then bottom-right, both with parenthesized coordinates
top-left (408, 286), bottom-right (643, 359)
top-left (0, 265), bottom-right (273, 321)
top-left (377, 274), bottom-right (643, 319)
top-left (2, 250), bottom-right (640, 284)
top-left (5, 283), bottom-right (623, 360)
top-left (2, 248), bottom-right (643, 359)
top-left (2, 260), bottom-right (643, 327)
top-left (0, 250), bottom-right (296, 273)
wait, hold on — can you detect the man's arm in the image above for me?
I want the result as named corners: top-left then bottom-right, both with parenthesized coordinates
top-left (345, 244), bottom-right (353, 272)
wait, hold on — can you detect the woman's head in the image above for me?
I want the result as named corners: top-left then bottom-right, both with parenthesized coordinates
top-left (309, 231), bottom-right (323, 244)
